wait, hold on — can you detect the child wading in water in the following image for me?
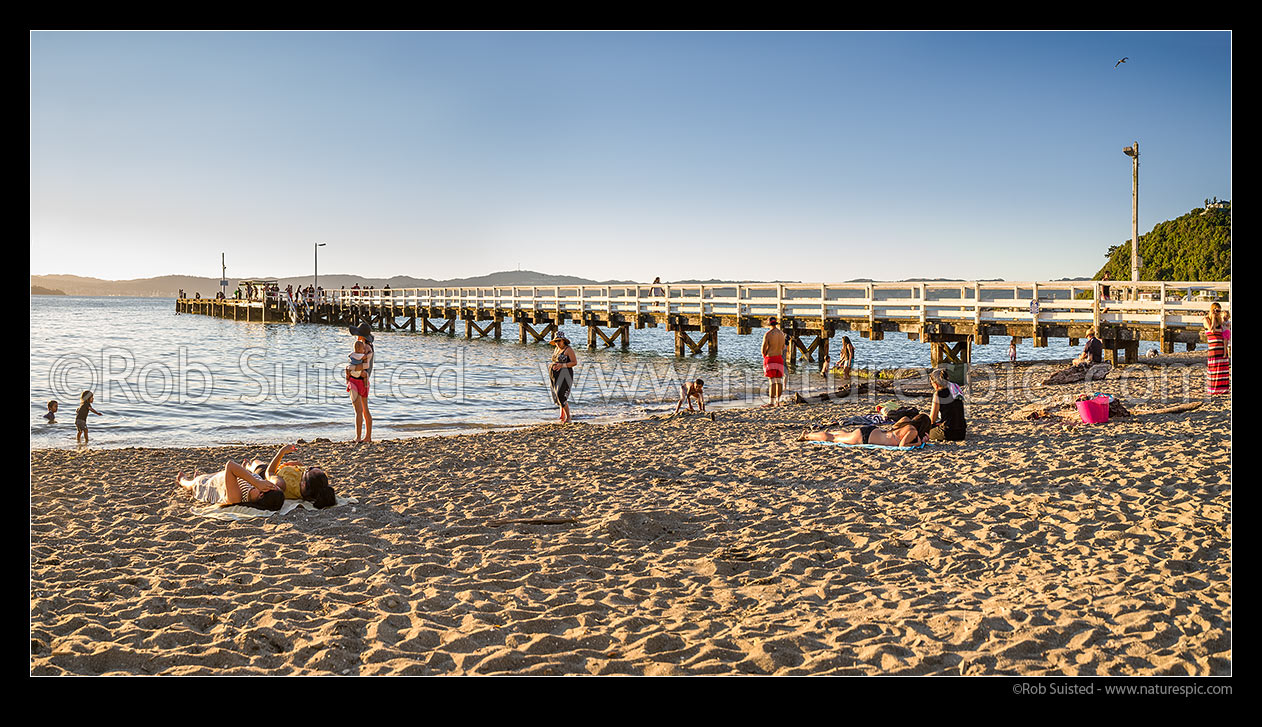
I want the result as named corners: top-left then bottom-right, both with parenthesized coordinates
top-left (44, 400), bottom-right (58, 423)
top-left (75, 391), bottom-right (102, 444)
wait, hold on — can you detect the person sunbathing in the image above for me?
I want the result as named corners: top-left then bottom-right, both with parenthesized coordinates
top-left (178, 444), bottom-right (337, 510)
top-left (799, 414), bottom-right (932, 447)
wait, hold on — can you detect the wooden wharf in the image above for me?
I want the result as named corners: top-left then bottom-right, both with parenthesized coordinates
top-left (177, 280), bottom-right (1230, 367)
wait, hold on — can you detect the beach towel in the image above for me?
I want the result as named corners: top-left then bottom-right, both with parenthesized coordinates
top-left (841, 414), bottom-right (889, 426)
top-left (191, 495), bottom-right (358, 522)
top-left (809, 441), bottom-right (935, 451)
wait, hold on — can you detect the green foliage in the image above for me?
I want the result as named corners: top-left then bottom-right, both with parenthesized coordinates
top-left (1095, 202), bottom-right (1231, 282)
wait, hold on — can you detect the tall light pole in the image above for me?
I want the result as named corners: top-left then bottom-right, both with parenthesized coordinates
top-left (1123, 142), bottom-right (1139, 282)
top-left (314, 243), bottom-right (327, 297)
top-left (221, 253), bottom-right (227, 298)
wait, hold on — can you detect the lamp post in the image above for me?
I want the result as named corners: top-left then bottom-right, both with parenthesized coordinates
top-left (1123, 142), bottom-right (1139, 283)
top-left (314, 243), bottom-right (327, 300)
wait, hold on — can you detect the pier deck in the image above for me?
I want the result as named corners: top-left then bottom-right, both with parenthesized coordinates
top-left (177, 280), bottom-right (1230, 366)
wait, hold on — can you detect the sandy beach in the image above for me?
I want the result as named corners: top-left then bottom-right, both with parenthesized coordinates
top-left (30, 354), bottom-right (1231, 675)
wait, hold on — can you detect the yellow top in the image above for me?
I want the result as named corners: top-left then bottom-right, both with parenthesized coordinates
top-left (276, 465), bottom-right (305, 499)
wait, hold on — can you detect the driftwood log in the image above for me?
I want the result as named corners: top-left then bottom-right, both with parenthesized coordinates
top-left (1133, 401), bottom-right (1204, 416)
top-left (801, 381), bottom-right (934, 404)
top-left (488, 517), bottom-right (580, 526)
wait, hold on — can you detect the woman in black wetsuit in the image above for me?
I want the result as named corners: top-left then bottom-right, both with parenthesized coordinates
top-left (549, 335), bottom-right (578, 423)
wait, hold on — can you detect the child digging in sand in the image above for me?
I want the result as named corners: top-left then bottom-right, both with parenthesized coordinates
top-left (674, 379), bottom-right (709, 416)
top-left (75, 391), bottom-right (102, 444)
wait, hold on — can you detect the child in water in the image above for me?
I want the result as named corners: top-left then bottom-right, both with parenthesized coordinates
top-left (1008, 339), bottom-right (1017, 362)
top-left (44, 400), bottom-right (58, 423)
top-left (75, 391), bottom-right (102, 444)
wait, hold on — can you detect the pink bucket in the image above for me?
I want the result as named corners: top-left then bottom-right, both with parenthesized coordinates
top-left (1076, 396), bottom-right (1111, 424)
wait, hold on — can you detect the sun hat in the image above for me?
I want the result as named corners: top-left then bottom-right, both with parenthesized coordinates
top-left (349, 323), bottom-right (375, 342)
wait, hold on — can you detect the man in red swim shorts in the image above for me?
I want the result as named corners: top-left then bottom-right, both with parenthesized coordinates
top-left (761, 316), bottom-right (787, 406)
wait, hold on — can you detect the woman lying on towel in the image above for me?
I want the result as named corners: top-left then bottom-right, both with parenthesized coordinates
top-left (799, 414), bottom-right (933, 447)
top-left (177, 443), bottom-right (337, 510)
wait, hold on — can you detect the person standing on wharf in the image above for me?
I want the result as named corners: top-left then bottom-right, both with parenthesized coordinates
top-left (349, 323), bottom-right (375, 443)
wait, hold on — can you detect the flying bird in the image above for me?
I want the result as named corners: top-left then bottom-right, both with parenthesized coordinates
top-left (1115, 57), bottom-right (1128, 68)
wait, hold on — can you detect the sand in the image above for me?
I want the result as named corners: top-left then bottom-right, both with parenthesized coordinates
top-left (30, 355), bottom-right (1231, 675)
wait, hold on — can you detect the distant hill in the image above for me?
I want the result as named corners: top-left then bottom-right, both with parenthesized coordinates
top-left (30, 271), bottom-right (1036, 298)
top-left (1096, 201), bottom-right (1231, 282)
top-left (28, 271), bottom-right (633, 298)
top-left (31, 285), bottom-right (66, 295)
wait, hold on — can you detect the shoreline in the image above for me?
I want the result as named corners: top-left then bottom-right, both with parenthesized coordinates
top-left (31, 352), bottom-right (1230, 675)
top-left (30, 354), bottom-right (1208, 454)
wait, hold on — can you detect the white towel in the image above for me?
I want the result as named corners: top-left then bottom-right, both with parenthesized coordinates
top-left (191, 495), bottom-right (358, 522)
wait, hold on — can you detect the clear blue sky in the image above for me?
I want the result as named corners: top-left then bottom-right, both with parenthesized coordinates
top-left (30, 31), bottom-right (1231, 283)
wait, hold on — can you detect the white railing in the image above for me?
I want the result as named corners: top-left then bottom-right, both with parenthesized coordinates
top-left (301, 280), bottom-right (1229, 330)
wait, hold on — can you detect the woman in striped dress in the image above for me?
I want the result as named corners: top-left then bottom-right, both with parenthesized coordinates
top-left (1204, 303), bottom-right (1230, 396)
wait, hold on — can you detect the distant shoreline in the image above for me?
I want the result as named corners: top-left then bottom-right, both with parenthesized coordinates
top-left (30, 286), bottom-right (66, 296)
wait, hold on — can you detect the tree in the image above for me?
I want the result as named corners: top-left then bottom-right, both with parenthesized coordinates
top-left (1094, 202), bottom-right (1230, 282)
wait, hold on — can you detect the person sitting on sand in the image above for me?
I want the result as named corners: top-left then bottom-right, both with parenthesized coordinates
top-left (926, 368), bottom-right (966, 442)
top-left (1073, 329), bottom-right (1103, 368)
top-left (177, 444), bottom-right (337, 511)
top-left (674, 379), bottom-right (706, 414)
top-left (799, 414), bottom-right (932, 447)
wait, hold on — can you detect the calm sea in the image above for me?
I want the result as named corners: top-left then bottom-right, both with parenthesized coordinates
top-left (29, 296), bottom-right (1171, 449)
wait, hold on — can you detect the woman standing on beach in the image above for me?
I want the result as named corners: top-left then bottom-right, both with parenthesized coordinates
top-left (1204, 303), bottom-right (1230, 395)
top-left (348, 323), bottom-right (375, 443)
top-left (838, 336), bottom-right (855, 378)
top-left (549, 335), bottom-right (578, 423)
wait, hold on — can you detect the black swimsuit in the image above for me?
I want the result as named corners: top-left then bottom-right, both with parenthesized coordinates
top-left (860, 425), bottom-right (876, 444)
top-left (550, 350), bottom-right (573, 406)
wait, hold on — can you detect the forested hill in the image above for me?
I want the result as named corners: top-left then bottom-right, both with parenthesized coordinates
top-left (1096, 202), bottom-right (1231, 281)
